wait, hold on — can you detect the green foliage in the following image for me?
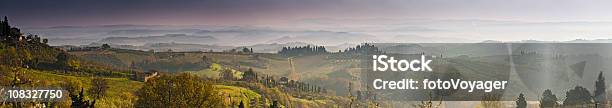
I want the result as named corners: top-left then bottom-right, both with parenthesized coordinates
top-left (22, 69), bottom-right (142, 107)
top-left (219, 68), bottom-right (244, 81)
top-left (0, 17), bottom-right (144, 107)
top-left (242, 68), bottom-right (257, 82)
top-left (279, 45), bottom-right (327, 57)
top-left (55, 51), bottom-right (101, 74)
top-left (185, 63), bottom-right (244, 79)
top-left (480, 93), bottom-right (502, 108)
top-left (61, 78), bottom-right (82, 94)
top-left (594, 71), bottom-right (607, 107)
top-left (270, 100), bottom-right (280, 108)
top-left (339, 43), bottom-right (380, 54)
top-left (3, 47), bottom-right (21, 67)
top-left (215, 85), bottom-right (262, 107)
top-left (144, 61), bottom-right (208, 72)
top-left (220, 68), bottom-right (235, 80)
top-left (79, 54), bottom-right (126, 69)
top-left (242, 47), bottom-right (253, 53)
top-left (210, 63), bottom-right (221, 71)
top-left (88, 77), bottom-right (109, 100)
top-left (70, 88), bottom-right (95, 108)
top-left (55, 52), bottom-right (69, 69)
top-left (540, 89), bottom-right (558, 107)
top-left (101, 44), bottom-right (111, 49)
top-left (0, 17), bottom-right (58, 69)
top-left (10, 46), bottom-right (34, 67)
top-left (0, 41), bottom-right (4, 51)
top-left (516, 93), bottom-right (526, 108)
top-left (68, 59), bottom-right (81, 70)
top-left (563, 86), bottom-right (593, 106)
top-left (135, 73), bottom-right (222, 107)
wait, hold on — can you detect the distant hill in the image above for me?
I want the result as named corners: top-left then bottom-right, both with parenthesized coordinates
top-left (89, 41), bottom-right (354, 53)
top-left (566, 39), bottom-right (612, 43)
top-left (480, 40), bottom-right (503, 43)
top-left (238, 42), bottom-right (313, 53)
top-left (265, 31), bottom-right (381, 45)
top-left (88, 42), bottom-right (233, 52)
top-left (194, 27), bottom-right (382, 46)
top-left (483, 39), bottom-right (612, 43)
top-left (105, 29), bottom-right (201, 36)
top-left (98, 34), bottom-right (217, 45)
top-left (388, 35), bottom-right (478, 43)
top-left (142, 43), bottom-right (232, 52)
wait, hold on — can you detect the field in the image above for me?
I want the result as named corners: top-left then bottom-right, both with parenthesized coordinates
top-left (0, 66), bottom-right (142, 107)
top-left (63, 46), bottom-right (562, 107)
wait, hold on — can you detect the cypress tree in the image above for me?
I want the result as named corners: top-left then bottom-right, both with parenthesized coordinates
top-left (516, 93), bottom-right (527, 108)
top-left (594, 71), bottom-right (607, 108)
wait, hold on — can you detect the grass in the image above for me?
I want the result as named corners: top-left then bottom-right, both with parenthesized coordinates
top-left (215, 85), bottom-right (262, 107)
top-left (69, 50), bottom-right (358, 106)
top-left (22, 69), bottom-right (143, 107)
top-left (1, 60), bottom-right (347, 108)
top-left (185, 63), bottom-right (243, 79)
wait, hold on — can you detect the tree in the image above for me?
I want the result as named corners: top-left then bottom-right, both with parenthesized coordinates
top-left (201, 55), bottom-right (208, 62)
top-left (480, 93), bottom-right (502, 108)
top-left (594, 71), bottom-right (607, 108)
top-left (238, 101), bottom-right (245, 108)
top-left (101, 44), bottom-right (111, 49)
top-left (68, 59), bottom-right (81, 71)
top-left (563, 86), bottom-right (593, 107)
top-left (88, 77), bottom-right (109, 103)
top-left (219, 68), bottom-right (234, 80)
top-left (56, 52), bottom-right (81, 71)
top-left (278, 45), bottom-right (328, 56)
top-left (61, 78), bottom-right (82, 94)
top-left (540, 89), bottom-right (558, 107)
top-left (516, 93), bottom-right (527, 108)
top-left (56, 52), bottom-right (69, 69)
top-left (340, 43), bottom-right (380, 54)
top-left (242, 68), bottom-right (257, 82)
top-left (4, 47), bottom-right (31, 88)
top-left (413, 91), bottom-right (442, 108)
top-left (269, 100), bottom-right (280, 108)
top-left (135, 73), bottom-right (222, 107)
top-left (70, 88), bottom-right (95, 108)
top-left (6, 47), bottom-right (20, 67)
top-left (242, 48), bottom-right (250, 53)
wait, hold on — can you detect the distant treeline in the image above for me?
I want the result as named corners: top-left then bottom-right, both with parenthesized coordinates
top-left (338, 43), bottom-right (380, 54)
top-left (278, 43), bottom-right (383, 57)
top-left (278, 45), bottom-right (327, 56)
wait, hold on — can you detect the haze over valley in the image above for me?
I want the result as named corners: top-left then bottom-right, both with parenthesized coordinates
top-left (20, 18), bottom-right (612, 53)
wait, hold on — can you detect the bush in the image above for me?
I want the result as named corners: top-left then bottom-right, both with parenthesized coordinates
top-left (135, 73), bottom-right (222, 107)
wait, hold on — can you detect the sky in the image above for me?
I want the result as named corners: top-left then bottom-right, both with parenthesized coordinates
top-left (3, 0), bottom-right (612, 42)
top-left (2, 0), bottom-right (612, 27)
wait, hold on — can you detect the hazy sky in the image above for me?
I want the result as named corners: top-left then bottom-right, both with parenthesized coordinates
top-left (4, 0), bottom-right (612, 42)
top-left (2, 0), bottom-right (612, 27)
